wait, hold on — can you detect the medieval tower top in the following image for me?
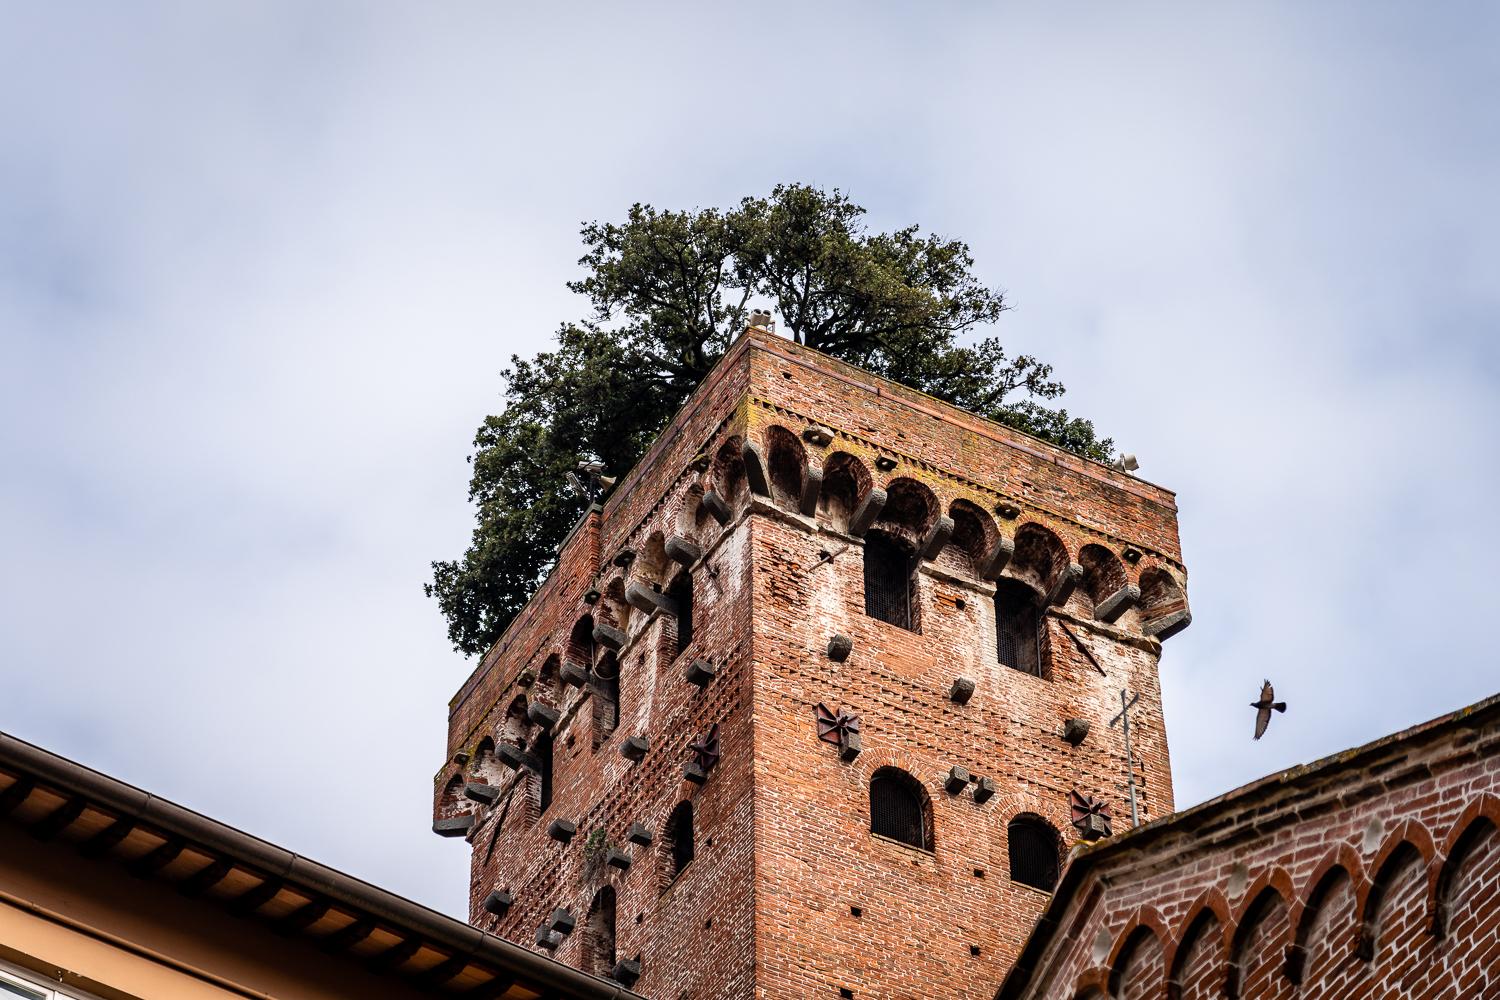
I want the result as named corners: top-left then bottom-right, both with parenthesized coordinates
top-left (433, 329), bottom-right (1190, 1000)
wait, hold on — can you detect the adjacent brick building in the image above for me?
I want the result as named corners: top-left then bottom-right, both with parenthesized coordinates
top-left (994, 693), bottom-right (1500, 1000)
top-left (435, 328), bottom-right (1193, 999)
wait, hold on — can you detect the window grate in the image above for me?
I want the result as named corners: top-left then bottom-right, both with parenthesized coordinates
top-left (870, 768), bottom-right (928, 849)
top-left (996, 579), bottom-right (1043, 676)
top-left (864, 533), bottom-right (914, 631)
top-left (1008, 816), bottom-right (1060, 891)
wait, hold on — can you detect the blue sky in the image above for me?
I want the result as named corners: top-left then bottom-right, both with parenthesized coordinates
top-left (2, 3), bottom-right (1497, 917)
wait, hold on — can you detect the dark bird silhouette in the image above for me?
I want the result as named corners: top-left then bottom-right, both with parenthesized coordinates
top-left (1251, 679), bottom-right (1288, 739)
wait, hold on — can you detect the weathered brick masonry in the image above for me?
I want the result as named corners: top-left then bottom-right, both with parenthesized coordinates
top-left (995, 694), bottom-right (1500, 1000)
top-left (435, 331), bottom-right (1192, 1000)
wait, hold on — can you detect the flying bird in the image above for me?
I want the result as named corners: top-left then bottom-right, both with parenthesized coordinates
top-left (1251, 679), bottom-right (1287, 740)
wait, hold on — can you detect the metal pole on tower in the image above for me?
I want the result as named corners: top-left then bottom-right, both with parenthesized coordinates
top-left (1110, 688), bottom-right (1142, 828)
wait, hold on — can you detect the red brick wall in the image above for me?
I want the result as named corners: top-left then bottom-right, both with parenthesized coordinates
top-left (439, 336), bottom-right (1190, 1000)
top-left (1003, 701), bottom-right (1500, 1000)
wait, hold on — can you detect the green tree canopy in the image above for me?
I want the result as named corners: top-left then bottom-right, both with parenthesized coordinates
top-left (428, 184), bottom-right (1111, 657)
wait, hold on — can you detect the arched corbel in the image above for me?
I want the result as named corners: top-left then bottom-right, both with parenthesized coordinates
top-left (496, 743), bottom-right (542, 773)
top-left (625, 581), bottom-right (677, 616)
top-left (799, 463), bottom-right (823, 517)
top-left (979, 534), bottom-right (1014, 580)
top-left (526, 701), bottom-right (560, 730)
top-left (848, 487), bottom-right (888, 537)
top-left (1143, 610), bottom-right (1192, 641)
top-left (464, 782), bottom-right (500, 805)
top-left (700, 490), bottom-right (731, 525)
top-left (665, 534), bottom-right (701, 567)
top-left (592, 623), bottom-right (626, 651)
top-left (919, 515), bottom-right (955, 561)
top-left (1047, 563), bottom-right (1085, 607)
top-left (1095, 584), bottom-right (1141, 624)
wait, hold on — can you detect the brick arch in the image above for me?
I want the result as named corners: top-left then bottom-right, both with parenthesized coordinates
top-left (1296, 841), bottom-right (1366, 918)
top-left (710, 435), bottom-right (748, 510)
top-left (671, 481), bottom-right (708, 542)
top-left (851, 748), bottom-right (935, 797)
top-left (1231, 866), bottom-right (1296, 924)
top-left (761, 424), bottom-right (807, 512)
top-left (1137, 565), bottom-right (1187, 626)
top-left (1076, 543), bottom-right (1127, 606)
top-left (876, 476), bottom-right (940, 545)
top-left (1227, 869), bottom-right (1295, 999)
top-left (853, 748), bottom-right (939, 834)
top-left (534, 654), bottom-right (561, 705)
top-left (1292, 841), bottom-right (1364, 948)
top-left (987, 787), bottom-right (1072, 843)
top-left (944, 498), bottom-right (997, 575)
top-left (1357, 819), bottom-right (1438, 963)
top-left (1358, 818), bottom-right (1438, 916)
top-left (1287, 846), bottom-right (1361, 988)
top-left (1007, 522), bottom-right (1071, 596)
top-left (630, 530), bottom-right (669, 590)
top-left (1432, 794), bottom-right (1500, 937)
top-left (818, 451), bottom-right (872, 533)
top-left (1105, 908), bottom-right (1169, 998)
top-left (599, 574), bottom-right (630, 632)
top-left (471, 735), bottom-right (502, 785)
top-left (566, 613), bottom-right (596, 668)
top-left (1165, 887), bottom-right (1230, 1000)
top-left (501, 695), bottom-right (530, 747)
top-left (436, 770), bottom-right (467, 819)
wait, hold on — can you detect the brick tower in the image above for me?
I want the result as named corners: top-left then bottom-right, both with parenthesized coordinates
top-left (433, 329), bottom-right (1191, 1000)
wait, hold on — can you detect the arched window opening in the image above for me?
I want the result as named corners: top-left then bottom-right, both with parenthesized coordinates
top-left (440, 774), bottom-right (465, 816)
top-left (568, 615), bottom-right (596, 667)
top-left (534, 729), bottom-right (554, 815)
top-left (584, 886), bottom-right (617, 977)
top-left (864, 531), bottom-right (916, 631)
top-left (502, 696), bottom-right (530, 749)
top-left (662, 801), bottom-right (695, 889)
top-left (1008, 815), bottom-right (1060, 891)
top-left (817, 453), bottom-right (870, 533)
top-left (472, 736), bottom-right (498, 784)
top-left (869, 767), bottom-right (930, 850)
top-left (667, 571), bottom-right (693, 657)
top-left (765, 426), bottom-right (806, 511)
top-left (591, 651), bottom-right (620, 749)
top-left (995, 578), bottom-right (1044, 676)
top-left (535, 655), bottom-right (560, 706)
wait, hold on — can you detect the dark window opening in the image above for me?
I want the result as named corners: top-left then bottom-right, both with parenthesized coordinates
top-left (995, 578), bottom-right (1043, 676)
top-left (870, 767), bottom-right (930, 850)
top-left (535, 729), bottom-right (554, 814)
top-left (663, 801), bottom-right (694, 887)
top-left (864, 532), bottom-right (916, 631)
top-left (667, 572), bottom-right (693, 657)
top-left (1008, 815), bottom-right (1060, 891)
top-left (592, 652), bottom-right (620, 749)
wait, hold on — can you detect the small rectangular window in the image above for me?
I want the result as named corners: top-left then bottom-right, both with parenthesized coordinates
top-left (995, 579), bottom-right (1043, 677)
top-left (863, 533), bottom-right (915, 631)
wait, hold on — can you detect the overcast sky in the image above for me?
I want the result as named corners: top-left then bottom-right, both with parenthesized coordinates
top-left (3, 3), bottom-right (1497, 917)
